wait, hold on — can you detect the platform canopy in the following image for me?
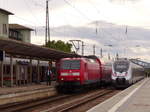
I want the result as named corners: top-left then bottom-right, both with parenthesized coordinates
top-left (0, 38), bottom-right (80, 60)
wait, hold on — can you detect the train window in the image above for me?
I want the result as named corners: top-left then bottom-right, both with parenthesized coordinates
top-left (114, 61), bottom-right (129, 72)
top-left (61, 60), bottom-right (80, 70)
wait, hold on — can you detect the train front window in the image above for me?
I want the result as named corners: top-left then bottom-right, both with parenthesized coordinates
top-left (114, 61), bottom-right (129, 72)
top-left (61, 60), bottom-right (80, 70)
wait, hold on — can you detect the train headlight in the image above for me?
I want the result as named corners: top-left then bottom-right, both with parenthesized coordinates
top-left (77, 78), bottom-right (80, 80)
top-left (72, 72), bottom-right (80, 76)
top-left (61, 73), bottom-right (68, 76)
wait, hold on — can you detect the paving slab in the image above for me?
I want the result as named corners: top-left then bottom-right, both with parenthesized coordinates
top-left (0, 82), bottom-right (57, 105)
top-left (87, 78), bottom-right (148, 112)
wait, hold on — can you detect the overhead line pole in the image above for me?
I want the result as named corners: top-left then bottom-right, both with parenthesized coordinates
top-left (81, 41), bottom-right (85, 56)
top-left (93, 45), bottom-right (95, 55)
top-left (100, 48), bottom-right (103, 58)
top-left (45, 0), bottom-right (50, 45)
top-left (45, 0), bottom-right (48, 44)
top-left (47, 2), bottom-right (50, 42)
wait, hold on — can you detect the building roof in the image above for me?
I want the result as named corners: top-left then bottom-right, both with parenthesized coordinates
top-left (9, 24), bottom-right (34, 31)
top-left (0, 38), bottom-right (80, 60)
top-left (0, 8), bottom-right (13, 15)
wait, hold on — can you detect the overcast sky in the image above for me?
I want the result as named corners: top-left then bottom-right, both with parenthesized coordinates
top-left (1, 0), bottom-right (150, 61)
top-left (0, 0), bottom-right (150, 27)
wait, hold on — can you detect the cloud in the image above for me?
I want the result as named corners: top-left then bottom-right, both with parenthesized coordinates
top-left (1, 0), bottom-right (150, 28)
top-left (31, 20), bottom-right (150, 60)
top-left (109, 0), bottom-right (141, 4)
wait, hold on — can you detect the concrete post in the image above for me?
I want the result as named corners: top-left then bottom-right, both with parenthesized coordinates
top-left (29, 59), bottom-right (32, 84)
top-left (25, 66), bottom-right (27, 84)
top-left (0, 61), bottom-right (3, 87)
top-left (10, 56), bottom-right (13, 87)
top-left (23, 66), bottom-right (25, 85)
top-left (37, 60), bottom-right (40, 83)
top-left (15, 61), bottom-right (18, 86)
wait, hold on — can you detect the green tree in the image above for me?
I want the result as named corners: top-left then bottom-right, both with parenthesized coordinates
top-left (45, 40), bottom-right (72, 53)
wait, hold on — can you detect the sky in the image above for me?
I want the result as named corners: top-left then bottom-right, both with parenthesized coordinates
top-left (1, 0), bottom-right (150, 61)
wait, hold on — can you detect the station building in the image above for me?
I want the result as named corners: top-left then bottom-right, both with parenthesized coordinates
top-left (0, 8), bottom-right (46, 87)
top-left (9, 24), bottom-right (33, 43)
top-left (0, 9), bottom-right (57, 87)
top-left (0, 8), bottom-right (78, 87)
top-left (0, 8), bottom-right (32, 43)
top-left (0, 8), bottom-right (13, 38)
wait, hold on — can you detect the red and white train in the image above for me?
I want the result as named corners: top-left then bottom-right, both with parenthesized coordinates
top-left (111, 58), bottom-right (145, 88)
top-left (56, 56), bottom-right (112, 92)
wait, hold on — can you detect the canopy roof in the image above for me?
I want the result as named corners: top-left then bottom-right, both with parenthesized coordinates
top-left (9, 24), bottom-right (34, 31)
top-left (0, 8), bottom-right (13, 15)
top-left (0, 38), bottom-right (80, 60)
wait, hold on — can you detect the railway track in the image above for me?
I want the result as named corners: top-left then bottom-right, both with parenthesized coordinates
top-left (0, 94), bottom-right (71, 112)
top-left (41, 89), bottom-right (116, 112)
top-left (0, 88), bottom-right (120, 112)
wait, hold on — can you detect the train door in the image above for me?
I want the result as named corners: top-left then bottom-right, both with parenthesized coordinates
top-left (3, 65), bottom-right (11, 86)
top-left (16, 63), bottom-right (28, 86)
top-left (84, 63), bottom-right (88, 82)
top-left (40, 66), bottom-right (47, 82)
top-left (32, 66), bottom-right (37, 83)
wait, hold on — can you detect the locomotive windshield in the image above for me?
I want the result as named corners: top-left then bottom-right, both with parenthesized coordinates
top-left (114, 61), bottom-right (129, 72)
top-left (61, 60), bottom-right (80, 70)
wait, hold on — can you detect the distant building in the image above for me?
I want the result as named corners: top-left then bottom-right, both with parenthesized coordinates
top-left (0, 8), bottom-right (13, 38)
top-left (9, 24), bottom-right (33, 43)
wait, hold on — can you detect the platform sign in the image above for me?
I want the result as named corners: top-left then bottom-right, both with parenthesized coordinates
top-left (0, 50), bottom-right (5, 61)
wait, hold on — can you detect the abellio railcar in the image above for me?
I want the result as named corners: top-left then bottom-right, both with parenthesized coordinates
top-left (111, 58), bottom-right (145, 88)
top-left (57, 56), bottom-right (112, 92)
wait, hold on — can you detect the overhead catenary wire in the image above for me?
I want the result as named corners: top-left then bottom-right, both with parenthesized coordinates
top-left (7, 0), bottom-right (128, 57)
top-left (26, 0), bottom-right (89, 42)
top-left (30, 0), bottom-right (45, 8)
top-left (63, 0), bottom-right (92, 22)
top-left (62, 0), bottom-right (123, 57)
top-left (87, 0), bottom-right (101, 14)
top-left (85, 0), bottom-right (127, 44)
top-left (23, 0), bottom-right (43, 26)
top-left (80, 2), bottom-right (117, 45)
top-left (23, 0), bottom-right (46, 35)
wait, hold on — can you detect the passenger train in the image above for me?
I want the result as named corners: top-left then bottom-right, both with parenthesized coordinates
top-left (57, 56), bottom-right (112, 92)
top-left (111, 58), bottom-right (145, 88)
top-left (1, 57), bottom-right (49, 86)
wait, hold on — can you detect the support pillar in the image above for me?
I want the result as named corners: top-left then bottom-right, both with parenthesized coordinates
top-left (0, 61), bottom-right (3, 87)
top-left (10, 56), bottom-right (13, 87)
top-left (23, 66), bottom-right (25, 85)
top-left (16, 61), bottom-right (19, 86)
top-left (29, 59), bottom-right (32, 84)
top-left (25, 66), bottom-right (27, 84)
top-left (37, 60), bottom-right (40, 83)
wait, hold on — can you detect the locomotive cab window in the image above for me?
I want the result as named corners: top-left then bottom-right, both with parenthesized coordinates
top-left (61, 60), bottom-right (80, 70)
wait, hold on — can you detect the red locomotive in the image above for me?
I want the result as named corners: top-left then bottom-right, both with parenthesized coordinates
top-left (57, 56), bottom-right (111, 92)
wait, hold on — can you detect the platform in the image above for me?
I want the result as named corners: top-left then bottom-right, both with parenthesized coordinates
top-left (87, 78), bottom-right (149, 112)
top-left (0, 81), bottom-right (57, 105)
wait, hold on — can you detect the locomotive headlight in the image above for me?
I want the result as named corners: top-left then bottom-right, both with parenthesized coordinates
top-left (77, 78), bottom-right (80, 80)
top-left (61, 73), bottom-right (68, 76)
top-left (72, 72), bottom-right (80, 76)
